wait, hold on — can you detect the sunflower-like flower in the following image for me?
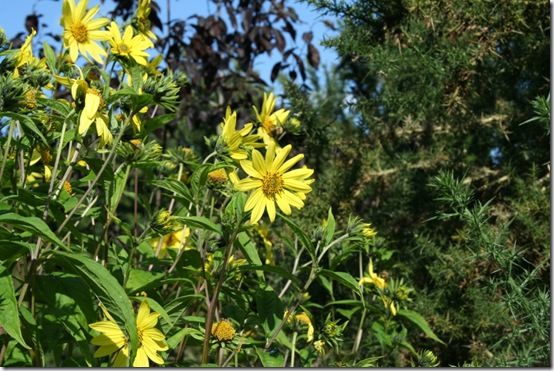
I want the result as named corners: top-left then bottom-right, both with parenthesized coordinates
top-left (89, 300), bottom-right (168, 367)
top-left (358, 258), bottom-right (386, 290)
top-left (285, 311), bottom-right (315, 342)
top-left (60, 0), bottom-right (110, 64)
top-left (150, 226), bottom-right (191, 259)
top-left (135, 0), bottom-right (157, 41)
top-left (219, 107), bottom-right (260, 160)
top-left (253, 92), bottom-right (290, 136)
top-left (211, 319), bottom-right (236, 342)
top-left (361, 223), bottom-right (377, 239)
top-left (13, 29), bottom-right (36, 78)
top-left (70, 77), bottom-right (112, 146)
top-left (230, 142), bottom-right (314, 224)
top-left (108, 22), bottom-right (153, 66)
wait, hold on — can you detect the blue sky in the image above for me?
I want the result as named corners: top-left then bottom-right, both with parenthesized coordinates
top-left (0, 0), bottom-right (339, 88)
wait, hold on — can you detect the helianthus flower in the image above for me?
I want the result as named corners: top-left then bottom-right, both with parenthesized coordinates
top-left (89, 300), bottom-right (168, 367)
top-left (135, 0), bottom-right (157, 41)
top-left (211, 319), bottom-right (236, 342)
top-left (134, 300), bottom-right (168, 366)
top-left (361, 223), bottom-right (377, 239)
top-left (71, 77), bottom-right (112, 146)
top-left (150, 226), bottom-right (191, 259)
top-left (284, 311), bottom-right (315, 342)
top-left (13, 29), bottom-right (36, 78)
top-left (253, 92), bottom-right (290, 136)
top-left (219, 106), bottom-right (260, 160)
top-left (108, 22), bottom-right (153, 66)
top-left (230, 142), bottom-right (314, 224)
top-left (359, 258), bottom-right (386, 290)
top-left (61, 0), bottom-right (110, 64)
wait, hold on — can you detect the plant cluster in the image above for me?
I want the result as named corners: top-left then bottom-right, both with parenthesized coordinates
top-left (0, 0), bottom-right (444, 367)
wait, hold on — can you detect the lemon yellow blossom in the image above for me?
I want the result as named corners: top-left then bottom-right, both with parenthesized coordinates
top-left (361, 223), bottom-right (377, 238)
top-left (134, 300), bottom-right (168, 366)
top-left (359, 258), bottom-right (386, 290)
top-left (13, 29), bottom-right (36, 78)
top-left (284, 310), bottom-right (315, 342)
top-left (219, 107), bottom-right (260, 160)
top-left (135, 0), bottom-right (157, 41)
top-left (150, 226), bottom-right (191, 259)
top-left (61, 0), bottom-right (110, 64)
top-left (211, 319), bottom-right (236, 342)
top-left (89, 305), bottom-right (130, 367)
top-left (230, 142), bottom-right (314, 224)
top-left (108, 22), bottom-right (153, 66)
top-left (253, 92), bottom-right (290, 136)
top-left (89, 300), bottom-right (168, 367)
top-left (72, 80), bottom-right (112, 146)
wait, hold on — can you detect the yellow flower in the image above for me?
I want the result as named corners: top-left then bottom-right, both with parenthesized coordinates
top-left (361, 223), bottom-right (377, 239)
top-left (108, 22), bottom-right (153, 66)
top-left (135, 0), bottom-right (157, 41)
top-left (13, 29), bottom-right (36, 78)
top-left (134, 300), bottom-right (168, 366)
top-left (294, 312), bottom-right (315, 342)
top-left (253, 92), bottom-right (290, 136)
top-left (359, 258), bottom-right (386, 290)
top-left (230, 142), bottom-right (314, 224)
top-left (207, 168), bottom-right (228, 185)
top-left (381, 296), bottom-right (397, 316)
top-left (89, 305), bottom-right (130, 367)
top-left (211, 319), bottom-right (236, 342)
top-left (60, 0), bottom-right (110, 64)
top-left (73, 83), bottom-right (112, 147)
top-left (219, 107), bottom-right (260, 160)
top-left (284, 311), bottom-right (315, 342)
top-left (150, 226), bottom-right (191, 259)
top-left (89, 300), bottom-right (168, 367)
top-left (314, 339), bottom-right (325, 355)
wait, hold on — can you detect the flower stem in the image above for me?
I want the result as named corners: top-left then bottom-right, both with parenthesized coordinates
top-left (201, 227), bottom-right (239, 365)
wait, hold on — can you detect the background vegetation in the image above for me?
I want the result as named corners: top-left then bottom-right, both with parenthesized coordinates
top-left (0, 0), bottom-right (550, 367)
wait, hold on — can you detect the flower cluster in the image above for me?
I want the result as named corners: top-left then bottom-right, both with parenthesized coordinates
top-left (219, 93), bottom-right (315, 224)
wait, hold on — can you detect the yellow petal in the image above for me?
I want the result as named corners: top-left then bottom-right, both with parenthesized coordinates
top-left (133, 347), bottom-right (149, 367)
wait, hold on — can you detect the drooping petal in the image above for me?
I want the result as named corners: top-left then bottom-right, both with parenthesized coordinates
top-left (133, 347), bottom-right (149, 367)
top-left (275, 192), bottom-right (292, 215)
top-left (266, 198), bottom-right (276, 222)
top-left (244, 188), bottom-right (263, 211)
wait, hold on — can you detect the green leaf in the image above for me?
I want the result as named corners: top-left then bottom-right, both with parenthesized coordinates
top-left (397, 309), bottom-right (445, 345)
top-left (125, 269), bottom-right (164, 294)
top-left (152, 179), bottom-right (192, 204)
top-left (0, 213), bottom-right (66, 250)
top-left (324, 207), bottom-right (336, 245)
top-left (0, 240), bottom-right (33, 261)
top-left (236, 232), bottom-right (264, 281)
top-left (107, 165), bottom-right (130, 213)
top-left (278, 213), bottom-right (315, 258)
top-left (320, 269), bottom-right (362, 297)
top-left (52, 252), bottom-right (139, 360)
top-left (0, 112), bottom-right (47, 144)
top-left (255, 347), bottom-right (285, 367)
top-left (42, 42), bottom-right (57, 72)
top-left (0, 264), bottom-right (31, 349)
top-left (166, 327), bottom-right (204, 348)
top-left (144, 114), bottom-right (175, 132)
top-left (239, 264), bottom-right (299, 288)
top-left (174, 215), bottom-right (222, 235)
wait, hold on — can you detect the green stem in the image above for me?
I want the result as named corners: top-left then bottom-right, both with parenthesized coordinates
top-left (0, 121), bottom-right (15, 186)
top-left (201, 227), bottom-right (239, 365)
top-left (56, 120), bottom-right (128, 234)
top-left (290, 331), bottom-right (298, 367)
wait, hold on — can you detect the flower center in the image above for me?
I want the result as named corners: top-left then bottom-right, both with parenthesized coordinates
top-left (261, 172), bottom-right (284, 197)
top-left (71, 23), bottom-right (89, 43)
top-left (118, 43), bottom-right (130, 54)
